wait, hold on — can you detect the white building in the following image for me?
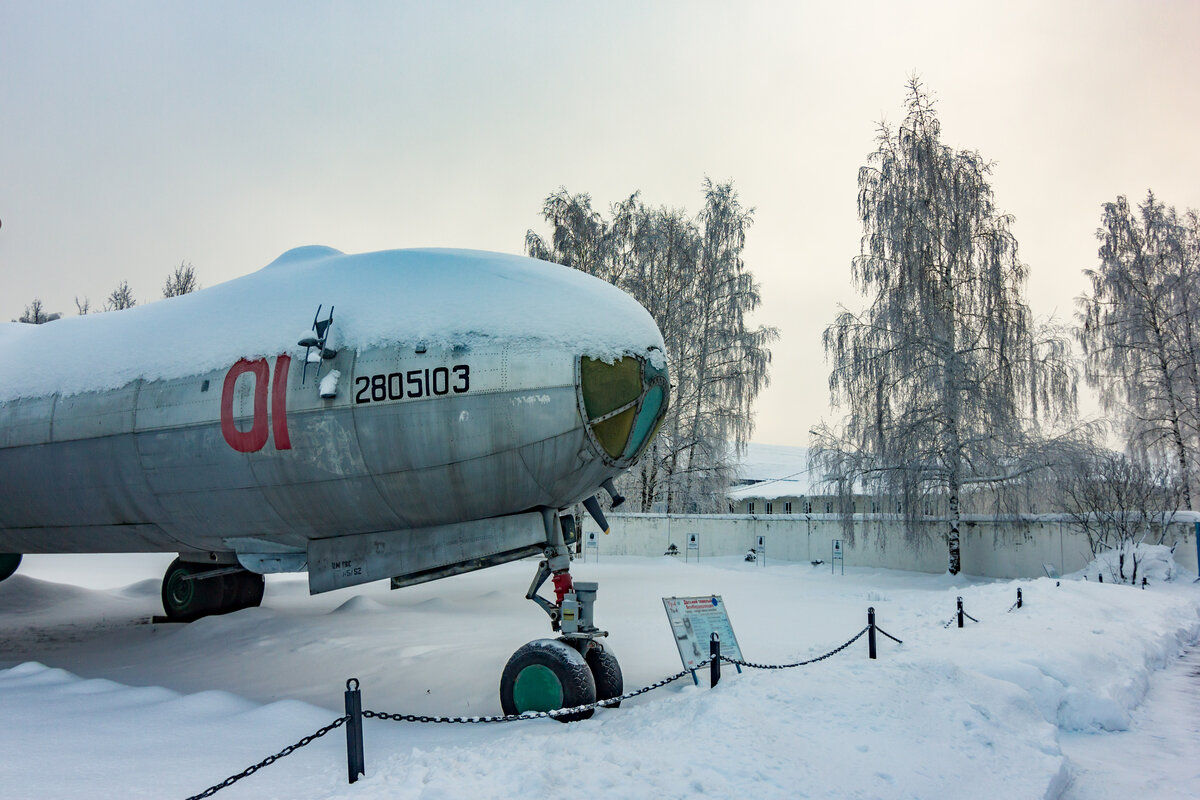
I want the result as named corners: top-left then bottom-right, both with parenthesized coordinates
top-left (726, 443), bottom-right (830, 515)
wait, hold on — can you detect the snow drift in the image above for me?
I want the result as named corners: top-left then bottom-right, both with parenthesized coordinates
top-left (1, 554), bottom-right (1198, 798)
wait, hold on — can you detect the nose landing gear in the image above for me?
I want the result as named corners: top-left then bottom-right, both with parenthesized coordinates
top-left (499, 510), bottom-right (624, 722)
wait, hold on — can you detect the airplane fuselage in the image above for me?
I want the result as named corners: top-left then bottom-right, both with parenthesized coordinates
top-left (0, 248), bottom-right (668, 593)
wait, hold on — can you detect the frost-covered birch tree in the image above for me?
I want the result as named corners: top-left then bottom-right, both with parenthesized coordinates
top-left (527, 180), bottom-right (776, 513)
top-left (1055, 441), bottom-right (1182, 563)
top-left (1078, 193), bottom-right (1200, 509)
top-left (813, 79), bottom-right (1077, 574)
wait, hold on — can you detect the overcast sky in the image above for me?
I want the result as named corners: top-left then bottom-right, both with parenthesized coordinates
top-left (3, 1), bottom-right (1198, 446)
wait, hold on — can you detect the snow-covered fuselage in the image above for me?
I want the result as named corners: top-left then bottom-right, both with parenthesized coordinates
top-left (0, 248), bottom-right (668, 595)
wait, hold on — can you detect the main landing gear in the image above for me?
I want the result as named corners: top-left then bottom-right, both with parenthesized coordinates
top-left (499, 508), bottom-right (624, 722)
top-left (160, 557), bottom-right (265, 621)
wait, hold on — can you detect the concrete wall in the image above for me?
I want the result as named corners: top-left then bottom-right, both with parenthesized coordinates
top-left (584, 513), bottom-right (1200, 580)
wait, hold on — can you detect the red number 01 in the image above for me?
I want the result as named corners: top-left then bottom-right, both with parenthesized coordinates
top-left (220, 355), bottom-right (292, 452)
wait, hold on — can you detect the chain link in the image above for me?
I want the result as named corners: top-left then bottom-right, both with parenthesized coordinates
top-left (719, 626), bottom-right (870, 669)
top-left (183, 715), bottom-right (348, 800)
top-left (874, 626), bottom-right (904, 645)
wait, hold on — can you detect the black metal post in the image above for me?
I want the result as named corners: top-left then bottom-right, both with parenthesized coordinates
top-left (710, 633), bottom-right (721, 688)
top-left (868, 607), bottom-right (877, 659)
top-left (1017, 588), bottom-right (1023, 609)
top-left (957, 596), bottom-right (964, 628)
top-left (345, 678), bottom-right (364, 784)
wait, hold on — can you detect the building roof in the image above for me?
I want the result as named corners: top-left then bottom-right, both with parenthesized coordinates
top-left (728, 443), bottom-right (822, 500)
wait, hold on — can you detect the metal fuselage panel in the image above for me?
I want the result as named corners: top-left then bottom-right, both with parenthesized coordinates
top-left (0, 343), bottom-right (610, 555)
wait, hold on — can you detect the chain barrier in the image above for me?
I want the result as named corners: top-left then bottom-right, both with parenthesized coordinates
top-left (179, 588), bottom-right (1039, 796)
top-left (363, 666), bottom-right (696, 724)
top-left (1007, 588), bottom-right (1024, 613)
top-left (719, 626), bottom-right (870, 670)
top-left (183, 715), bottom-right (348, 800)
top-left (183, 610), bottom-right (910, 796)
top-left (363, 625), bottom-right (884, 727)
top-left (945, 596), bottom-right (981, 628)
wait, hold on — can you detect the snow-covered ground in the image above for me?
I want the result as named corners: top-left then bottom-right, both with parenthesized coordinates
top-left (2, 554), bottom-right (1198, 799)
top-left (1060, 646), bottom-right (1200, 799)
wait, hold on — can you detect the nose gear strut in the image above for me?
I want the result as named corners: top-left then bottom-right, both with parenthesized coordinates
top-left (524, 508), bottom-right (608, 640)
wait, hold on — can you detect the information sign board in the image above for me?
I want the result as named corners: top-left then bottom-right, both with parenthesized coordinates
top-left (756, 534), bottom-right (766, 567)
top-left (832, 538), bottom-right (844, 575)
top-left (686, 532), bottom-right (699, 562)
top-left (584, 530), bottom-right (599, 561)
top-left (662, 595), bottom-right (745, 672)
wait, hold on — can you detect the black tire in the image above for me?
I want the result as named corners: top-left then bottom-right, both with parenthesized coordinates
top-left (161, 558), bottom-right (223, 621)
top-left (585, 642), bottom-right (623, 708)
top-left (223, 569), bottom-right (265, 611)
top-left (0, 554), bottom-right (21, 583)
top-left (235, 571), bottom-right (265, 610)
top-left (500, 639), bottom-right (597, 723)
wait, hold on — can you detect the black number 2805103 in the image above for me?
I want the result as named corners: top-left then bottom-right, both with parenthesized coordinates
top-left (354, 365), bottom-right (469, 404)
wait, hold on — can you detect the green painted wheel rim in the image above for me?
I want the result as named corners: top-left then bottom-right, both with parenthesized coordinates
top-left (512, 664), bottom-right (563, 712)
top-left (166, 569), bottom-right (195, 611)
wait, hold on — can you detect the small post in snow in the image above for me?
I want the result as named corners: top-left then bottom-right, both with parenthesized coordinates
top-left (868, 607), bottom-right (877, 660)
top-left (1017, 588), bottom-right (1023, 609)
top-left (710, 633), bottom-right (721, 688)
top-left (345, 678), bottom-right (365, 784)
top-left (957, 597), bottom-right (964, 629)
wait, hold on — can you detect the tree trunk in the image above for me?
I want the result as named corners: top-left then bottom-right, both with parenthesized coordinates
top-left (947, 475), bottom-right (962, 575)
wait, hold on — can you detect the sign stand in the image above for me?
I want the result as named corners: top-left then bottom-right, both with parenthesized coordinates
top-left (663, 595), bottom-right (744, 684)
top-left (584, 530), bottom-right (599, 562)
top-left (756, 534), bottom-right (766, 568)
top-left (686, 532), bottom-right (700, 563)
top-left (832, 538), bottom-right (844, 575)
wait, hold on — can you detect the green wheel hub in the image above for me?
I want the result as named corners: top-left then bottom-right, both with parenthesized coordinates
top-left (500, 638), bottom-right (597, 722)
top-left (512, 664), bottom-right (564, 712)
top-left (165, 568), bottom-right (195, 611)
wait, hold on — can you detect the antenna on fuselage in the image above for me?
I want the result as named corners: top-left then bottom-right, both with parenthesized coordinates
top-left (582, 495), bottom-right (611, 535)
top-left (298, 304), bottom-right (337, 384)
top-left (600, 477), bottom-right (625, 508)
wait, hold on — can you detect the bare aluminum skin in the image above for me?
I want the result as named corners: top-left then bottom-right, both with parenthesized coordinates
top-left (0, 276), bottom-right (666, 595)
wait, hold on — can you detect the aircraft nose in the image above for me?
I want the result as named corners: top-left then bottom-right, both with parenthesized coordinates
top-left (578, 353), bottom-right (669, 463)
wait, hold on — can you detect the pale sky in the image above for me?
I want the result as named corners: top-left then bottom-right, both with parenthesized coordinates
top-left (3, 1), bottom-right (1198, 446)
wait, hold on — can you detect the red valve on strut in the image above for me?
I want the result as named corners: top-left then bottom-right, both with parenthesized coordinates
top-left (552, 571), bottom-right (574, 604)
